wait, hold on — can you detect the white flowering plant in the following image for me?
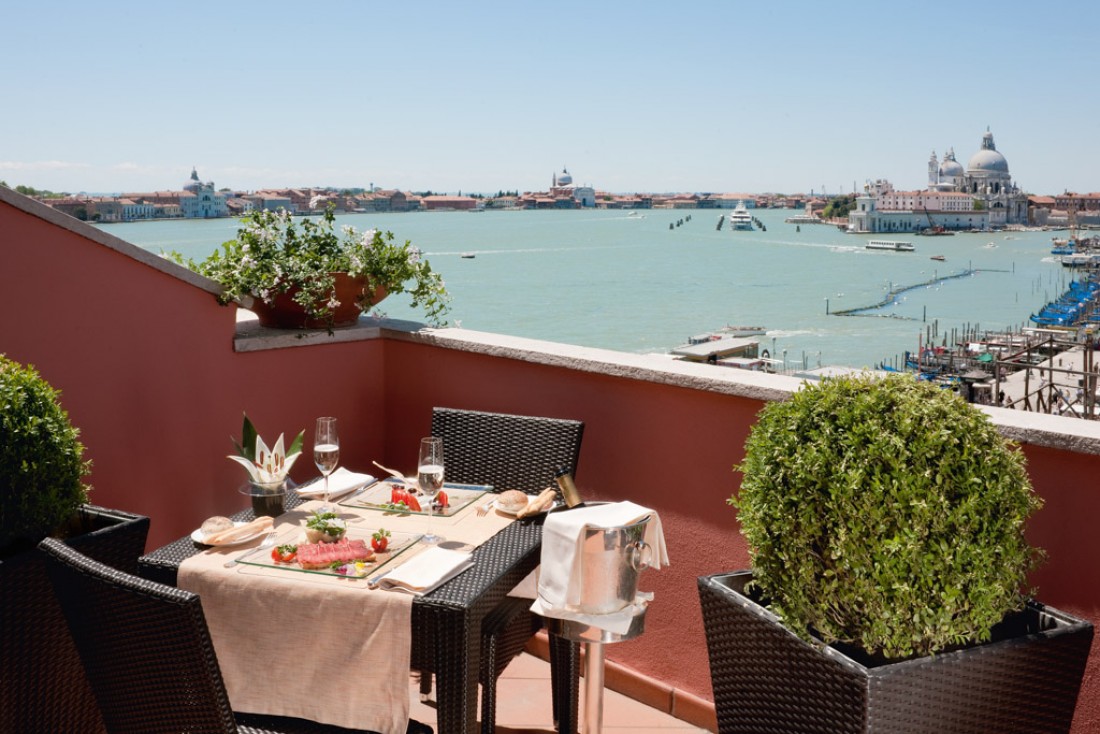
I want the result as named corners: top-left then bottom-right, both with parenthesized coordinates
top-left (175, 206), bottom-right (449, 325)
top-left (228, 413), bottom-right (304, 487)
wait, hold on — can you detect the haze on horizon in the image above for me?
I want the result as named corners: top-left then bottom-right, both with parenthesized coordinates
top-left (4, 0), bottom-right (1099, 197)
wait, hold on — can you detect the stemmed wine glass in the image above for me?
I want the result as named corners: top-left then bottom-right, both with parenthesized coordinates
top-left (417, 437), bottom-right (445, 545)
top-left (313, 417), bottom-right (340, 512)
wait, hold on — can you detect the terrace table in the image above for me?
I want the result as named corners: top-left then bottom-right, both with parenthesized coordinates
top-left (138, 489), bottom-right (580, 734)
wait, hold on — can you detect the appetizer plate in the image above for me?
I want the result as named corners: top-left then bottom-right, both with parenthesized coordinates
top-left (342, 478), bottom-right (491, 517)
top-left (237, 526), bottom-right (421, 579)
top-left (191, 522), bottom-right (269, 547)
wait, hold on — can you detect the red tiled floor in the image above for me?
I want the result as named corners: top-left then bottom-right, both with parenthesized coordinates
top-left (408, 652), bottom-right (709, 733)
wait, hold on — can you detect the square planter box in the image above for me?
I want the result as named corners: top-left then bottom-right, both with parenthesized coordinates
top-left (698, 571), bottom-right (1092, 734)
top-left (1, 504), bottom-right (149, 734)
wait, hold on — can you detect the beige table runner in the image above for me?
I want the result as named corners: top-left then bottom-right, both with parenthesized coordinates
top-left (180, 496), bottom-right (513, 733)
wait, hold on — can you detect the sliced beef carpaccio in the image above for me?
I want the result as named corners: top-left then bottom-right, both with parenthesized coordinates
top-left (297, 537), bottom-right (375, 569)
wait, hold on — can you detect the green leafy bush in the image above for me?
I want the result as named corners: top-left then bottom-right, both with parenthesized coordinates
top-left (174, 206), bottom-right (449, 325)
top-left (0, 356), bottom-right (90, 550)
top-left (732, 373), bottom-right (1043, 660)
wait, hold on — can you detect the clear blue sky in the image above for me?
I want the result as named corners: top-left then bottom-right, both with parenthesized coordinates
top-left (4, 0), bottom-right (1098, 196)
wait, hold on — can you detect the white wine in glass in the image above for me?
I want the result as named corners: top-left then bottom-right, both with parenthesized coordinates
top-left (314, 417), bottom-right (340, 512)
top-left (417, 436), bottom-right (444, 545)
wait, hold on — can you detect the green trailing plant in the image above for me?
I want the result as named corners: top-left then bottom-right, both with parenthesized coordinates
top-left (173, 206), bottom-right (449, 326)
top-left (0, 355), bottom-right (91, 550)
top-left (732, 373), bottom-right (1043, 660)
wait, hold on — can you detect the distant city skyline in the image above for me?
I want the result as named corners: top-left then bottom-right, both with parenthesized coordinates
top-left (4, 0), bottom-right (1100, 196)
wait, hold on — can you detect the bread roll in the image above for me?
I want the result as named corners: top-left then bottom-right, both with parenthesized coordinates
top-left (201, 516), bottom-right (233, 535)
top-left (496, 490), bottom-right (529, 514)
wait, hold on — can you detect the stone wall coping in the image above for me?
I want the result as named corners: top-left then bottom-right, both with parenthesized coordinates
top-left (1, 184), bottom-right (220, 295)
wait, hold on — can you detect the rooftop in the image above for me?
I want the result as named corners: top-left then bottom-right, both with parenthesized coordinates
top-left (3, 184), bottom-right (1100, 732)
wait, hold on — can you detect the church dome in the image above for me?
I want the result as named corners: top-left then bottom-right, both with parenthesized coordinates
top-left (966, 131), bottom-right (1009, 175)
top-left (556, 168), bottom-right (573, 186)
top-left (967, 149), bottom-right (1009, 173)
top-left (939, 155), bottom-right (964, 178)
top-left (183, 167), bottom-right (203, 193)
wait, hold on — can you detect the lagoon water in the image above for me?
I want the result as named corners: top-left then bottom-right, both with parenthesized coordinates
top-left (99, 208), bottom-right (1072, 369)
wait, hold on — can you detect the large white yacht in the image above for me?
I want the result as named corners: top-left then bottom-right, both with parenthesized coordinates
top-left (728, 201), bottom-right (754, 231)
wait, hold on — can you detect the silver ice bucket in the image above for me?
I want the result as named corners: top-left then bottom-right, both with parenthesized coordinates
top-left (574, 510), bottom-right (653, 614)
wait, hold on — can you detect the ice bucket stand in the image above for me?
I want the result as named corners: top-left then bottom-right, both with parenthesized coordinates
top-left (545, 605), bottom-right (647, 734)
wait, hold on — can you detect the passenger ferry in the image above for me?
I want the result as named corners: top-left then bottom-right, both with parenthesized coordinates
top-left (865, 240), bottom-right (915, 252)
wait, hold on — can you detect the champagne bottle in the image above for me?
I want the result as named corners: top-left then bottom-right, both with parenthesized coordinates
top-left (555, 468), bottom-right (583, 508)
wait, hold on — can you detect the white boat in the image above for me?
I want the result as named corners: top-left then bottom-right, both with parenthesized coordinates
top-left (866, 240), bottom-right (915, 252)
top-left (728, 201), bottom-right (754, 231)
top-left (785, 203), bottom-right (822, 225)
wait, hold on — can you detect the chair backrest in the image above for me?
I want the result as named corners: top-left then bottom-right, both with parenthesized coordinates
top-left (38, 537), bottom-right (239, 734)
top-left (431, 407), bottom-right (584, 494)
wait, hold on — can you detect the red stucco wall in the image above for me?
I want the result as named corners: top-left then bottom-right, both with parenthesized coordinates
top-left (0, 197), bottom-right (387, 550)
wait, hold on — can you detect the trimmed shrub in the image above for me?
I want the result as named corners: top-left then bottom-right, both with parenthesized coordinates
top-left (0, 356), bottom-right (90, 551)
top-left (733, 373), bottom-right (1043, 660)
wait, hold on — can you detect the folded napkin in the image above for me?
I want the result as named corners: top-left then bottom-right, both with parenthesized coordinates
top-left (370, 546), bottom-right (473, 595)
top-left (297, 467), bottom-right (375, 499)
top-left (531, 591), bottom-right (653, 635)
top-left (531, 501), bottom-right (668, 634)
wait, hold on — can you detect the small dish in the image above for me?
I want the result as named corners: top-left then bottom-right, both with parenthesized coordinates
top-left (191, 522), bottom-right (269, 547)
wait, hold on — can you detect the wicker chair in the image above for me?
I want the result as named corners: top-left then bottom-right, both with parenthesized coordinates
top-left (1, 505), bottom-right (148, 734)
top-left (429, 406), bottom-right (584, 734)
top-left (39, 537), bottom-right (431, 734)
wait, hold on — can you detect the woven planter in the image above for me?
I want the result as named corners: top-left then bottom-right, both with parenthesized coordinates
top-left (698, 571), bottom-right (1092, 734)
top-left (0, 505), bottom-right (149, 734)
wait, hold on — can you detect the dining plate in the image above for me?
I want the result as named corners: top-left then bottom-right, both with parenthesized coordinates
top-left (237, 526), bottom-right (421, 579)
top-left (494, 499), bottom-right (564, 517)
top-left (343, 478), bottom-right (491, 517)
top-left (191, 522), bottom-right (269, 547)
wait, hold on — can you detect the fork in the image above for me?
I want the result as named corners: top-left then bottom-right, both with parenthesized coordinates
top-left (475, 497), bottom-right (495, 516)
top-left (224, 530), bottom-right (277, 568)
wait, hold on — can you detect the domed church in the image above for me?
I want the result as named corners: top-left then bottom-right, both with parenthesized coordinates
top-left (926, 129), bottom-right (1027, 225)
top-left (848, 129), bottom-right (1028, 233)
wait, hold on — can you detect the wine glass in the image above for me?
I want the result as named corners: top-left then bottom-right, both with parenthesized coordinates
top-left (313, 417), bottom-right (340, 512)
top-left (417, 437), bottom-right (445, 545)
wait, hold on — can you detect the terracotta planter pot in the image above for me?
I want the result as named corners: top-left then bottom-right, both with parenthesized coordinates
top-left (250, 273), bottom-right (388, 329)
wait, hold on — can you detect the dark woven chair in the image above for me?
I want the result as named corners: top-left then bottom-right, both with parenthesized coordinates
top-left (39, 537), bottom-right (431, 734)
top-left (429, 406), bottom-right (584, 734)
top-left (1, 504), bottom-right (148, 734)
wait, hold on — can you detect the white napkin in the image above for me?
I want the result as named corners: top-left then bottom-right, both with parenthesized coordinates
top-left (369, 546), bottom-right (473, 595)
top-left (530, 501), bottom-right (668, 634)
top-left (297, 467), bottom-right (375, 499)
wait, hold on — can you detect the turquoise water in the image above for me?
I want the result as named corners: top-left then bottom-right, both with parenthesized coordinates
top-left (99, 209), bottom-right (1071, 368)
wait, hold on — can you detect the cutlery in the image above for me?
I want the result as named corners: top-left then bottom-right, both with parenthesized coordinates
top-left (224, 531), bottom-right (276, 568)
top-left (372, 460), bottom-right (409, 483)
top-left (475, 498), bottom-right (495, 516)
